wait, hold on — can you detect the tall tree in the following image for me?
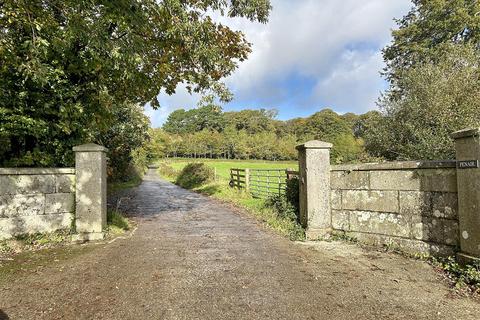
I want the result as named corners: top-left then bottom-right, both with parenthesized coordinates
top-left (383, 0), bottom-right (480, 84)
top-left (100, 103), bottom-right (150, 181)
top-left (163, 105), bottom-right (225, 134)
top-left (0, 0), bottom-right (271, 166)
top-left (298, 109), bottom-right (352, 142)
top-left (162, 110), bottom-right (193, 134)
top-left (370, 44), bottom-right (480, 160)
top-left (224, 109), bottom-right (277, 134)
top-left (372, 0), bottom-right (480, 160)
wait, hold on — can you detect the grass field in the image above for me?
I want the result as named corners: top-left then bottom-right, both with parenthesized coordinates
top-left (156, 158), bottom-right (304, 240)
top-left (158, 158), bottom-right (298, 181)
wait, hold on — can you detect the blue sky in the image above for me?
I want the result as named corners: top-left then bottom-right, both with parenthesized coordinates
top-left (146, 0), bottom-right (412, 127)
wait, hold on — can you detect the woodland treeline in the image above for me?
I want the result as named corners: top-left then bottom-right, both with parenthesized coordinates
top-left (3, 1), bottom-right (480, 182)
top-left (147, 0), bottom-right (480, 165)
top-left (149, 107), bottom-right (375, 163)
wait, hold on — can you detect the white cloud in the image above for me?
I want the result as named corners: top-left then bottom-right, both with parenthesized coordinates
top-left (149, 0), bottom-right (412, 126)
top-left (224, 0), bottom-right (410, 105)
top-left (147, 84), bottom-right (202, 126)
top-left (312, 49), bottom-right (386, 113)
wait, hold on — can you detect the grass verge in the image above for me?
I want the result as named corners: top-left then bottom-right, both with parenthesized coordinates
top-left (0, 230), bottom-right (71, 255)
top-left (108, 175), bottom-right (143, 193)
top-left (106, 209), bottom-right (132, 236)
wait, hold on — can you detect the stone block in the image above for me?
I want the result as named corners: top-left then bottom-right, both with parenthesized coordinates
top-left (72, 232), bottom-right (104, 242)
top-left (331, 190), bottom-right (342, 210)
top-left (332, 161), bottom-right (456, 172)
top-left (399, 191), bottom-right (432, 216)
top-left (369, 170), bottom-right (418, 191)
top-left (45, 193), bottom-right (74, 214)
top-left (453, 128), bottom-right (480, 261)
top-left (349, 211), bottom-right (410, 238)
top-left (431, 192), bottom-right (458, 219)
top-left (74, 144), bottom-right (108, 234)
top-left (296, 140), bottom-right (332, 233)
top-left (345, 232), bottom-right (456, 257)
top-left (332, 210), bottom-right (349, 231)
top-left (0, 174), bottom-right (55, 195)
top-left (331, 171), bottom-right (369, 190)
top-left (0, 194), bottom-right (45, 217)
top-left (0, 213), bottom-right (72, 240)
top-left (0, 168), bottom-right (74, 175)
top-left (457, 253), bottom-right (480, 266)
top-left (410, 217), bottom-right (459, 246)
top-left (399, 191), bottom-right (458, 220)
top-left (56, 174), bottom-right (75, 193)
top-left (342, 190), bottom-right (399, 213)
top-left (415, 169), bottom-right (457, 192)
top-left (369, 169), bottom-right (457, 192)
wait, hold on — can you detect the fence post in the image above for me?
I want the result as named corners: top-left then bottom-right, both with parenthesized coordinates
top-left (72, 143), bottom-right (108, 241)
top-left (286, 168), bottom-right (293, 180)
top-left (245, 168), bottom-right (250, 192)
top-left (452, 128), bottom-right (480, 265)
top-left (296, 140), bottom-right (333, 240)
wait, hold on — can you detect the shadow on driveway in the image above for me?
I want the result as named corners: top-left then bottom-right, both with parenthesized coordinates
top-left (0, 310), bottom-right (10, 320)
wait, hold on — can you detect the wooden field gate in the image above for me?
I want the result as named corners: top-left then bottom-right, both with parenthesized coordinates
top-left (230, 168), bottom-right (299, 199)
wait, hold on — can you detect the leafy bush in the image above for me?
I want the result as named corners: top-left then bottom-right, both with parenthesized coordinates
top-left (367, 44), bottom-right (480, 161)
top-left (265, 194), bottom-right (298, 222)
top-left (285, 177), bottom-right (300, 216)
top-left (265, 177), bottom-right (300, 223)
top-left (107, 210), bottom-right (131, 235)
top-left (158, 163), bottom-right (179, 179)
top-left (175, 163), bottom-right (214, 189)
top-left (430, 256), bottom-right (480, 293)
top-left (264, 178), bottom-right (304, 240)
top-left (331, 133), bottom-right (365, 164)
top-left (103, 104), bottom-right (150, 182)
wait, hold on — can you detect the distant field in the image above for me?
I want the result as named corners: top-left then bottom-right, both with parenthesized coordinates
top-left (158, 158), bottom-right (298, 180)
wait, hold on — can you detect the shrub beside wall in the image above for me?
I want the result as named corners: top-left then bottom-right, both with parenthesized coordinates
top-left (175, 163), bottom-right (214, 189)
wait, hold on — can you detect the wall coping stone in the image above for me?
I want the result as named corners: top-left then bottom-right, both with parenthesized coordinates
top-left (0, 168), bottom-right (75, 175)
top-left (296, 140), bottom-right (333, 150)
top-left (332, 160), bottom-right (457, 172)
top-left (72, 143), bottom-right (108, 153)
top-left (451, 128), bottom-right (480, 140)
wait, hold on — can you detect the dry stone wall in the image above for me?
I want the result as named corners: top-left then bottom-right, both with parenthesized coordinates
top-left (330, 161), bottom-right (459, 255)
top-left (0, 168), bottom-right (75, 239)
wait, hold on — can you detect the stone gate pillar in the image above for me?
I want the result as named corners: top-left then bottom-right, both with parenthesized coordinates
top-left (72, 143), bottom-right (108, 241)
top-left (452, 128), bottom-right (480, 265)
top-left (296, 141), bottom-right (332, 240)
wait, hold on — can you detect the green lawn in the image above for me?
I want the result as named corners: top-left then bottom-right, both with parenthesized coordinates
top-left (158, 158), bottom-right (298, 181)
